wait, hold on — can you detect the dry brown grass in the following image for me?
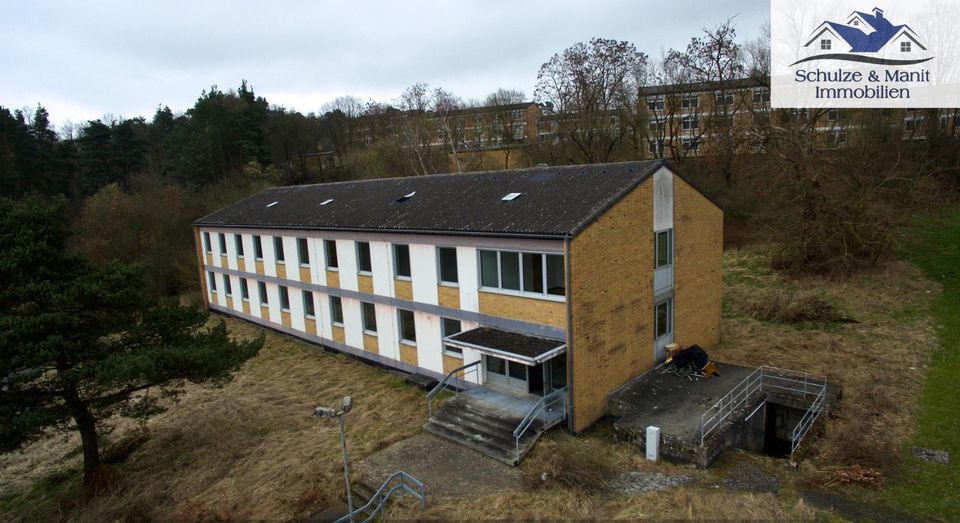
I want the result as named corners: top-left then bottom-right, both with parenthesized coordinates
top-left (0, 317), bottom-right (426, 521)
top-left (718, 247), bottom-right (940, 478)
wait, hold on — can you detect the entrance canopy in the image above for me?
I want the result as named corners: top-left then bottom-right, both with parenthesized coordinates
top-left (443, 327), bottom-right (565, 366)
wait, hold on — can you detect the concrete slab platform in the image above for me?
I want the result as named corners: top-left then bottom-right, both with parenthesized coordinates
top-left (609, 362), bottom-right (756, 442)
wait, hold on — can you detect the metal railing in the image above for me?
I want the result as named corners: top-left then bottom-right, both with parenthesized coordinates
top-left (426, 360), bottom-right (480, 418)
top-left (513, 386), bottom-right (567, 462)
top-left (699, 366), bottom-right (826, 449)
top-left (334, 471), bottom-right (424, 523)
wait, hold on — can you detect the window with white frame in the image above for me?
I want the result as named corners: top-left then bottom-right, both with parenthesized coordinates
top-left (223, 274), bottom-right (232, 296)
top-left (203, 232), bottom-right (211, 253)
top-left (715, 92), bottom-right (734, 106)
top-left (279, 285), bottom-right (290, 310)
top-left (655, 299), bottom-right (673, 339)
top-left (398, 309), bottom-right (416, 344)
top-left (681, 95), bottom-right (698, 109)
top-left (393, 244), bottom-right (411, 278)
top-left (682, 137), bottom-right (699, 151)
top-left (235, 234), bottom-right (244, 258)
top-left (478, 250), bottom-right (565, 297)
top-left (647, 97), bottom-right (664, 111)
top-left (356, 241), bottom-right (372, 273)
top-left (240, 277), bottom-right (249, 300)
top-left (208, 271), bottom-right (217, 292)
top-left (330, 296), bottom-right (344, 324)
top-left (218, 233), bottom-right (227, 255)
top-left (361, 301), bottom-right (377, 333)
top-left (821, 39), bottom-right (831, 50)
top-left (901, 41), bottom-right (911, 53)
top-left (297, 237), bottom-right (309, 265)
top-left (752, 88), bottom-right (770, 104)
top-left (274, 236), bottom-right (285, 262)
top-left (254, 235), bottom-right (264, 259)
top-left (303, 290), bottom-right (315, 317)
top-left (655, 229), bottom-right (674, 268)
top-left (325, 239), bottom-right (338, 269)
top-left (258, 281), bottom-right (267, 305)
top-left (437, 247), bottom-right (458, 284)
top-left (442, 318), bottom-right (463, 356)
top-left (681, 115), bottom-right (698, 130)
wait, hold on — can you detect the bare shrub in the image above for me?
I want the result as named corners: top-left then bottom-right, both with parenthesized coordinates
top-left (522, 438), bottom-right (615, 494)
top-left (744, 289), bottom-right (839, 323)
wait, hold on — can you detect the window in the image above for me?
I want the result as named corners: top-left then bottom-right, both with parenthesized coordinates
top-left (752, 88), bottom-right (770, 104)
top-left (901, 41), bottom-right (911, 53)
top-left (361, 302), bottom-right (377, 333)
top-left (258, 281), bottom-right (268, 304)
top-left (356, 241), bottom-right (372, 273)
top-left (254, 235), bottom-right (264, 259)
top-left (479, 250), bottom-right (565, 297)
top-left (325, 239), bottom-right (339, 269)
top-left (330, 296), bottom-right (344, 324)
top-left (682, 137), bottom-right (699, 151)
top-left (240, 277), bottom-right (249, 299)
top-left (828, 109), bottom-right (845, 121)
top-left (393, 244), bottom-right (411, 278)
top-left (203, 232), bottom-right (211, 253)
top-left (398, 309), bottom-right (416, 344)
top-left (852, 19), bottom-right (859, 26)
top-left (303, 290), bottom-right (315, 317)
top-left (235, 234), bottom-right (244, 257)
top-left (681, 95), bottom-right (698, 109)
top-left (437, 247), bottom-right (459, 284)
top-left (297, 238), bottom-right (309, 265)
top-left (655, 229), bottom-right (674, 268)
top-left (821, 38), bottom-right (831, 51)
top-left (647, 97), bottom-right (664, 111)
top-left (442, 318), bottom-right (463, 356)
top-left (223, 275), bottom-right (233, 296)
top-left (208, 271), bottom-right (217, 292)
top-left (274, 237), bottom-right (285, 262)
top-left (681, 115), bottom-right (698, 130)
top-left (279, 285), bottom-right (290, 310)
top-left (655, 300), bottom-right (673, 339)
top-left (218, 233), bottom-right (226, 255)
top-left (715, 92), bottom-right (734, 106)
top-left (827, 129), bottom-right (846, 147)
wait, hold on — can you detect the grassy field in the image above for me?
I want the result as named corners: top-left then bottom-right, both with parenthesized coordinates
top-left (0, 240), bottom-right (948, 521)
top-left (880, 208), bottom-right (960, 519)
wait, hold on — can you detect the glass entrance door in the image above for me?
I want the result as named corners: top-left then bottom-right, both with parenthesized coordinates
top-left (654, 298), bottom-right (674, 362)
top-left (483, 355), bottom-right (528, 392)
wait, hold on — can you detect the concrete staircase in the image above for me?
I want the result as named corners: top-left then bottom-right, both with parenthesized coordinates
top-left (424, 395), bottom-right (543, 466)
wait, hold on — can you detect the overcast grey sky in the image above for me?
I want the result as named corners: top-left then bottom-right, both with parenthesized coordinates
top-left (1, 0), bottom-right (768, 128)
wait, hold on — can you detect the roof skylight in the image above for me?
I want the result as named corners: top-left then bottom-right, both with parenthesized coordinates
top-left (396, 191), bottom-right (416, 203)
top-left (320, 199), bottom-right (334, 206)
top-left (501, 192), bottom-right (523, 201)
top-left (266, 201), bottom-right (279, 208)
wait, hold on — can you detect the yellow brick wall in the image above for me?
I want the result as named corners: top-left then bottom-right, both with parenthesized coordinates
top-left (281, 311), bottom-right (292, 328)
top-left (260, 305), bottom-right (270, 320)
top-left (242, 300), bottom-right (250, 315)
top-left (442, 354), bottom-right (463, 374)
top-left (276, 263), bottom-right (287, 280)
top-left (332, 325), bottom-right (345, 344)
top-left (238, 258), bottom-right (247, 273)
top-left (673, 176), bottom-right (723, 349)
top-left (478, 291), bottom-right (566, 329)
top-left (569, 179), bottom-right (654, 432)
top-left (327, 270), bottom-right (341, 289)
top-left (438, 285), bottom-right (460, 309)
top-left (395, 279), bottom-right (413, 301)
top-left (358, 274), bottom-right (374, 294)
top-left (306, 318), bottom-right (317, 335)
top-left (299, 266), bottom-right (311, 283)
top-left (363, 334), bottom-right (379, 353)
top-left (193, 227), bottom-right (209, 309)
top-left (400, 343), bottom-right (418, 366)
top-left (255, 260), bottom-right (265, 275)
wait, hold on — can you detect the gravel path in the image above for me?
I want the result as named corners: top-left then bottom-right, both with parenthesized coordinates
top-left (611, 471), bottom-right (695, 494)
top-left (719, 462), bottom-right (783, 493)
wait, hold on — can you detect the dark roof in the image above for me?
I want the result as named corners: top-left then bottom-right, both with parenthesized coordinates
top-left (446, 327), bottom-right (564, 361)
top-left (194, 161), bottom-right (667, 238)
top-left (638, 77), bottom-right (766, 97)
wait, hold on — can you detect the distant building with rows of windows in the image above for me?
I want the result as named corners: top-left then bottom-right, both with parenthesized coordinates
top-left (193, 160), bottom-right (722, 435)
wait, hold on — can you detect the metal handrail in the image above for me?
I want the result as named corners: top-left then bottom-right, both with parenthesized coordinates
top-left (513, 387), bottom-right (567, 462)
top-left (699, 366), bottom-right (827, 446)
top-left (791, 384), bottom-right (827, 456)
top-left (334, 470), bottom-right (425, 523)
top-left (426, 360), bottom-right (480, 418)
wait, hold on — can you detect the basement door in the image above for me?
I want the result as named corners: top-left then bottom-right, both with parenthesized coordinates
top-left (654, 298), bottom-right (674, 362)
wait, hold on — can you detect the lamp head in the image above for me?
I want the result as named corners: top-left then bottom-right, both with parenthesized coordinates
top-left (314, 406), bottom-right (338, 419)
top-left (341, 396), bottom-right (353, 414)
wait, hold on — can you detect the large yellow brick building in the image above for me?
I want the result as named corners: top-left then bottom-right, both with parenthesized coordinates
top-left (194, 160), bottom-right (722, 437)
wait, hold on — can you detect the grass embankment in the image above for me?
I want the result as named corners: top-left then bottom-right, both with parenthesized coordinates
top-left (882, 209), bottom-right (960, 519)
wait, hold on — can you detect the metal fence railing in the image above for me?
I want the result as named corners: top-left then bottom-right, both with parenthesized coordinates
top-left (425, 360), bottom-right (480, 419)
top-left (513, 387), bottom-right (567, 463)
top-left (334, 471), bottom-right (424, 523)
top-left (698, 366), bottom-right (827, 455)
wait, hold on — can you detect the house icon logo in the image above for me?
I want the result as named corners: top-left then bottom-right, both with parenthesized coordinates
top-left (792, 6), bottom-right (933, 66)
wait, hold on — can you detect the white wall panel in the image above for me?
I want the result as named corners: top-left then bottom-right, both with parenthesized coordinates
top-left (240, 233), bottom-right (254, 270)
top-left (225, 233), bottom-right (238, 270)
top-left (290, 287), bottom-right (306, 331)
top-left (342, 296), bottom-right (364, 348)
top-left (283, 236), bottom-right (299, 282)
top-left (370, 241), bottom-right (394, 297)
top-left (414, 312), bottom-right (444, 374)
top-left (376, 304), bottom-right (399, 360)
top-left (457, 246), bottom-right (480, 312)
top-left (263, 233), bottom-right (277, 277)
top-left (410, 244), bottom-right (438, 305)
top-left (266, 282), bottom-right (281, 323)
top-left (318, 292), bottom-right (333, 339)
top-left (309, 238), bottom-right (325, 285)
top-left (337, 239), bottom-right (359, 291)
top-left (653, 167), bottom-right (674, 232)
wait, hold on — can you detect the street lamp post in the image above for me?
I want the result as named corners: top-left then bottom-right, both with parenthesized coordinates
top-left (315, 396), bottom-right (354, 522)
